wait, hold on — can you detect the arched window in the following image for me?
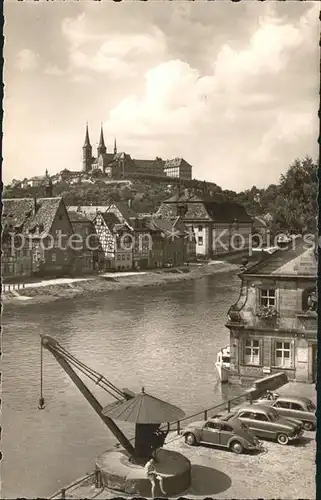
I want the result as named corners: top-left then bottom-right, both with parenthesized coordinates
top-left (302, 286), bottom-right (317, 312)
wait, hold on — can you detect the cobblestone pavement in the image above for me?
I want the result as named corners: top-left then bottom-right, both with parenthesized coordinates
top-left (54, 382), bottom-right (316, 499)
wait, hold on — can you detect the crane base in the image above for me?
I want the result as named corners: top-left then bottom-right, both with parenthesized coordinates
top-left (95, 448), bottom-right (191, 496)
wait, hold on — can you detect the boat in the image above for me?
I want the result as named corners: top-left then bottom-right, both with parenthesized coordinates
top-left (215, 346), bottom-right (230, 383)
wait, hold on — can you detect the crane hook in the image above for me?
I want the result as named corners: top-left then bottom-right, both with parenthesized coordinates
top-left (38, 396), bottom-right (45, 410)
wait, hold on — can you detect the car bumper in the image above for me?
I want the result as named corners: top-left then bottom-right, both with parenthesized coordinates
top-left (247, 440), bottom-right (263, 450)
top-left (289, 429), bottom-right (304, 441)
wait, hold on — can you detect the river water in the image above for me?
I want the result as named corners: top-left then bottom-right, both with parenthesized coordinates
top-left (2, 270), bottom-right (242, 498)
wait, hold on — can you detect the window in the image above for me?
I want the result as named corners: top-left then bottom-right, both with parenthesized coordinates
top-left (274, 401), bottom-right (291, 409)
top-left (244, 339), bottom-right (260, 365)
top-left (220, 423), bottom-right (233, 432)
top-left (205, 421), bottom-right (219, 430)
top-left (52, 253), bottom-right (56, 262)
top-left (198, 225), bottom-right (203, 232)
top-left (253, 413), bottom-right (268, 422)
top-left (239, 412), bottom-right (254, 419)
top-left (275, 341), bottom-right (292, 368)
top-left (260, 289), bottom-right (275, 307)
top-left (198, 236), bottom-right (203, 246)
top-left (64, 252), bottom-right (68, 260)
top-left (290, 403), bottom-right (304, 411)
top-left (122, 255), bottom-right (126, 260)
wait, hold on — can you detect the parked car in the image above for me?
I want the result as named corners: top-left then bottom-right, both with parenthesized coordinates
top-left (223, 404), bottom-right (304, 445)
top-left (256, 396), bottom-right (316, 431)
top-left (181, 417), bottom-right (262, 454)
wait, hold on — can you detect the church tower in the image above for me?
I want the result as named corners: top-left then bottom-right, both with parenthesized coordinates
top-left (82, 123), bottom-right (92, 172)
top-left (97, 124), bottom-right (107, 156)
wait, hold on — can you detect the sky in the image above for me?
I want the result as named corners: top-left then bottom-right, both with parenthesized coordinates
top-left (3, 0), bottom-right (319, 191)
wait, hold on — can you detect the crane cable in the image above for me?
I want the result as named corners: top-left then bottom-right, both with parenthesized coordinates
top-left (38, 339), bottom-right (45, 410)
top-left (51, 342), bottom-right (125, 401)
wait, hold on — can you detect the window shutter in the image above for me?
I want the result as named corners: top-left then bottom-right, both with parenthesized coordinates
top-left (259, 338), bottom-right (264, 366)
top-left (239, 337), bottom-right (244, 365)
top-left (290, 340), bottom-right (295, 369)
top-left (271, 339), bottom-right (275, 367)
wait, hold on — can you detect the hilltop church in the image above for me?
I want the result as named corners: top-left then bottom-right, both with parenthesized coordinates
top-left (81, 124), bottom-right (193, 180)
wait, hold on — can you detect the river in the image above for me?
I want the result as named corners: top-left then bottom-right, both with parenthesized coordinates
top-left (2, 270), bottom-right (242, 498)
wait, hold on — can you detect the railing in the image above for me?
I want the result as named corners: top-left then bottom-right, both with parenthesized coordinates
top-left (2, 282), bottom-right (26, 292)
top-left (50, 470), bottom-right (102, 499)
top-left (48, 391), bottom-right (253, 498)
top-left (166, 391), bottom-right (252, 435)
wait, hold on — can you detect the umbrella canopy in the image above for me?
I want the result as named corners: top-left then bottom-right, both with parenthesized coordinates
top-left (102, 387), bottom-right (185, 424)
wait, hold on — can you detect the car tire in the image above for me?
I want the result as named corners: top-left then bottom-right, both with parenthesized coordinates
top-left (185, 433), bottom-right (197, 446)
top-left (230, 441), bottom-right (244, 454)
top-left (302, 421), bottom-right (314, 431)
top-left (277, 433), bottom-right (289, 445)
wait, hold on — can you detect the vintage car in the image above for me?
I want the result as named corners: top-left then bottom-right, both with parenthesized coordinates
top-left (181, 417), bottom-right (262, 454)
top-left (223, 404), bottom-right (304, 445)
top-left (257, 396), bottom-right (316, 431)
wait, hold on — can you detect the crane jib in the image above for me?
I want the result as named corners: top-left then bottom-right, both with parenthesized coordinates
top-left (39, 335), bottom-right (135, 457)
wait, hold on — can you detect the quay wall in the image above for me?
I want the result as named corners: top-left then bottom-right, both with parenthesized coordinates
top-left (3, 261), bottom-right (240, 307)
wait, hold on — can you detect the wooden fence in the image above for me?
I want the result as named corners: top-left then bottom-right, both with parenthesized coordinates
top-left (2, 282), bottom-right (26, 293)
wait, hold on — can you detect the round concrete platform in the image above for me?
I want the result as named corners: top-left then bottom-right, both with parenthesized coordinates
top-left (95, 448), bottom-right (191, 497)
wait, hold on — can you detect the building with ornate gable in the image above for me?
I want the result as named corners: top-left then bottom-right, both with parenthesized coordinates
top-left (156, 190), bottom-right (252, 257)
top-left (226, 236), bottom-right (317, 384)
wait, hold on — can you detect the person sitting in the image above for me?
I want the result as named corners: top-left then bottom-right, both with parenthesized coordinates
top-left (144, 454), bottom-right (166, 498)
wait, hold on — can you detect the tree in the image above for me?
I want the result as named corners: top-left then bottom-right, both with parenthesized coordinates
top-left (274, 156), bottom-right (317, 232)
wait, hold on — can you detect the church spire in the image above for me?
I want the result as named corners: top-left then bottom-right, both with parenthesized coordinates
top-left (114, 137), bottom-right (117, 155)
top-left (83, 122), bottom-right (91, 147)
top-left (97, 123), bottom-right (107, 156)
top-left (82, 122), bottom-right (92, 172)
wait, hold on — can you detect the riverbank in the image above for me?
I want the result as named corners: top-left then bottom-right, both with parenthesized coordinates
top-left (2, 261), bottom-right (240, 307)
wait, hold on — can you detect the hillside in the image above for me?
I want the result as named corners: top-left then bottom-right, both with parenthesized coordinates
top-left (3, 156), bottom-right (317, 231)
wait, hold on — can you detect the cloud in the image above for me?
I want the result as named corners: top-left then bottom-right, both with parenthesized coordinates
top-left (62, 13), bottom-right (167, 78)
top-left (15, 49), bottom-right (38, 71)
top-left (102, 4), bottom-right (318, 188)
top-left (45, 65), bottom-right (64, 76)
top-left (70, 73), bottom-right (94, 84)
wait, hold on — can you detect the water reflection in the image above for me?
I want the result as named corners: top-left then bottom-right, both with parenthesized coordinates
top-left (2, 271), bottom-right (241, 498)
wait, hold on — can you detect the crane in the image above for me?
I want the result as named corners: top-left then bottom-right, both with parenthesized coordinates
top-left (40, 335), bottom-right (135, 456)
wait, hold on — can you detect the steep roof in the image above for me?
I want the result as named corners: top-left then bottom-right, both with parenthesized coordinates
top-left (67, 210), bottom-right (92, 223)
top-left (164, 157), bottom-right (192, 170)
top-left (3, 197), bottom-right (63, 236)
top-left (164, 193), bottom-right (203, 203)
top-left (204, 201), bottom-right (252, 223)
top-left (99, 212), bottom-right (121, 231)
top-left (108, 202), bottom-right (138, 223)
top-left (133, 158), bottom-right (164, 169)
top-left (242, 237), bottom-right (316, 277)
top-left (92, 152), bottom-right (114, 166)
